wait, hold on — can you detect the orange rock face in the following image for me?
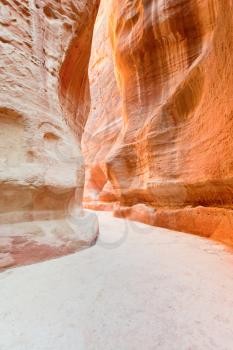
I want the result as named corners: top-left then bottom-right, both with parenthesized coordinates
top-left (83, 0), bottom-right (233, 246)
top-left (0, 0), bottom-right (99, 268)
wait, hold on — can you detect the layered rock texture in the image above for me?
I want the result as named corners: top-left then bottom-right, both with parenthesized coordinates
top-left (1, 0), bottom-right (233, 259)
top-left (0, 0), bottom-right (99, 268)
top-left (83, 0), bottom-right (233, 246)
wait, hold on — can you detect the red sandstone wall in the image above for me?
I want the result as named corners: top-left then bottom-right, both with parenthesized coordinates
top-left (1, 0), bottom-right (233, 247)
top-left (83, 0), bottom-right (233, 246)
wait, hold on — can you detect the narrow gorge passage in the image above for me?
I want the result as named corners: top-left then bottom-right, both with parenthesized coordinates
top-left (0, 212), bottom-right (233, 350)
top-left (1, 0), bottom-right (233, 270)
top-left (1, 1), bottom-right (233, 348)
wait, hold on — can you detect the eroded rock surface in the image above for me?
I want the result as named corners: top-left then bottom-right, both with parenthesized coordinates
top-left (1, 0), bottom-right (233, 254)
top-left (0, 0), bottom-right (99, 268)
top-left (83, 0), bottom-right (233, 246)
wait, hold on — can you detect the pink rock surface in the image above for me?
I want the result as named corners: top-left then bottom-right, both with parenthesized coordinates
top-left (0, 0), bottom-right (100, 267)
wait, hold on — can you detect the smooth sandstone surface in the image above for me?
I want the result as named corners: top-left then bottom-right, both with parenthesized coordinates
top-left (83, 0), bottom-right (233, 245)
top-left (0, 212), bottom-right (233, 349)
top-left (1, 0), bottom-right (233, 259)
top-left (0, 0), bottom-right (100, 265)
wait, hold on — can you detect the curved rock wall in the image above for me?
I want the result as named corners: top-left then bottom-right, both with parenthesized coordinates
top-left (0, 0), bottom-right (99, 268)
top-left (84, 0), bottom-right (233, 246)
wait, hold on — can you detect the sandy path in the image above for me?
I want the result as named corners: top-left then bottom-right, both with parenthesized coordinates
top-left (0, 211), bottom-right (233, 349)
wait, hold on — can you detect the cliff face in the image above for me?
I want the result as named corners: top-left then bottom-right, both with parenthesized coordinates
top-left (0, 0), bottom-right (99, 268)
top-left (83, 0), bottom-right (233, 246)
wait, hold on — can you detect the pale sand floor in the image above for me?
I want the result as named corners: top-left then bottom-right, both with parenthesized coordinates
top-left (0, 211), bottom-right (233, 350)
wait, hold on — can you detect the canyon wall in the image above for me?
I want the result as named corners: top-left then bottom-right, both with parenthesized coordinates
top-left (1, 0), bottom-right (233, 253)
top-left (0, 0), bottom-right (99, 268)
top-left (83, 0), bottom-right (233, 246)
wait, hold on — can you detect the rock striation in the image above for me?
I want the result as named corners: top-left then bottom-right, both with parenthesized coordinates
top-left (1, 0), bottom-right (233, 254)
top-left (83, 0), bottom-right (233, 246)
top-left (0, 0), bottom-right (99, 268)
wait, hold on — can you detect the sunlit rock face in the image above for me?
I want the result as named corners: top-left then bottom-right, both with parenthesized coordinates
top-left (84, 0), bottom-right (233, 246)
top-left (0, 0), bottom-right (99, 268)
